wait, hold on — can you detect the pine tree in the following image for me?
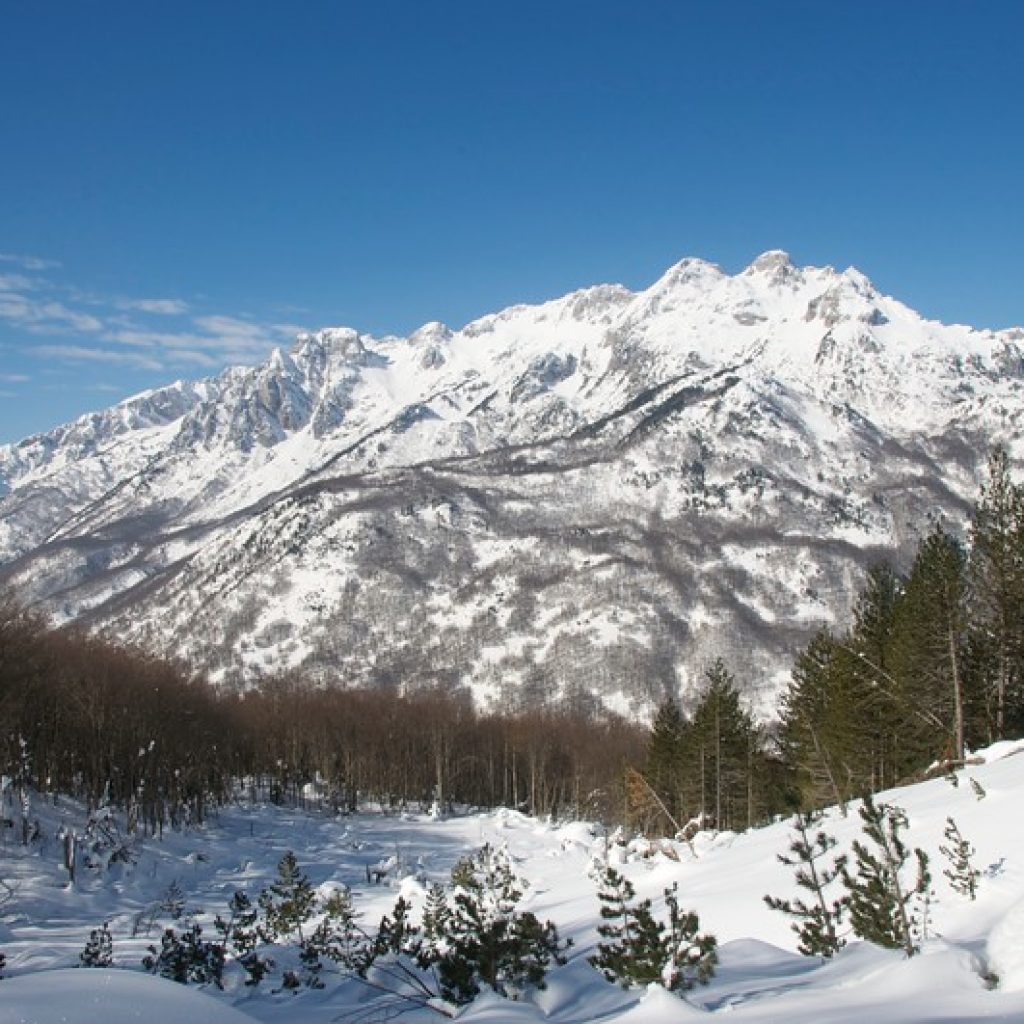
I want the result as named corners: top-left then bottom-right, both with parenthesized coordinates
top-left (969, 447), bottom-right (1024, 740)
top-left (259, 851), bottom-right (317, 943)
top-left (79, 921), bottom-right (114, 967)
top-left (842, 796), bottom-right (930, 957)
top-left (306, 886), bottom-right (360, 982)
top-left (214, 890), bottom-right (272, 986)
top-left (890, 527), bottom-right (970, 764)
top-left (436, 844), bottom-right (569, 1002)
top-left (683, 659), bottom-right (764, 830)
top-left (143, 924), bottom-right (225, 986)
top-left (645, 697), bottom-right (686, 829)
top-left (589, 865), bottom-right (716, 992)
top-left (764, 812), bottom-right (847, 957)
top-left (939, 817), bottom-right (980, 900)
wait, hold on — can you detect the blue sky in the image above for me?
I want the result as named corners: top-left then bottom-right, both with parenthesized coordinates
top-left (1, 1), bottom-right (1022, 443)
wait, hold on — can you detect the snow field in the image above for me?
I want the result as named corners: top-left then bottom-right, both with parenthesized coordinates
top-left (3, 743), bottom-right (1024, 1021)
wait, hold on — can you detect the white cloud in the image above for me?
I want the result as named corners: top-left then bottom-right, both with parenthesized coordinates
top-left (34, 344), bottom-right (166, 371)
top-left (0, 272), bottom-right (37, 292)
top-left (0, 252), bottom-right (61, 271)
top-left (0, 373), bottom-right (30, 383)
top-left (3, 256), bottom-right (309, 379)
top-left (115, 297), bottom-right (190, 315)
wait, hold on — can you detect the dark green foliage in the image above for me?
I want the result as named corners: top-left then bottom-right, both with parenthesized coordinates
top-left (969, 447), bottom-right (1024, 740)
top-left (214, 889), bottom-right (273, 986)
top-left (143, 924), bottom-right (225, 986)
top-left (637, 661), bottom-right (780, 836)
top-left (259, 851), bottom-right (317, 943)
top-left (764, 812), bottom-right (847, 957)
top-left (939, 817), bottom-right (980, 900)
top-left (645, 697), bottom-right (687, 829)
top-left (0, 950), bottom-right (5, 978)
top-left (590, 865), bottom-right (716, 991)
top-left (890, 527), bottom-right (970, 764)
top-left (302, 887), bottom-right (360, 987)
top-left (79, 921), bottom-right (114, 967)
top-left (358, 845), bottom-right (569, 1008)
top-left (842, 796), bottom-right (930, 957)
top-left (434, 844), bottom-right (570, 1002)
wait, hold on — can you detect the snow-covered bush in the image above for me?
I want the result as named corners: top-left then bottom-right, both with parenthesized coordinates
top-left (79, 922), bottom-right (114, 967)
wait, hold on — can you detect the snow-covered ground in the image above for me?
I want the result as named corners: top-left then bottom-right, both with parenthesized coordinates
top-left (3, 743), bottom-right (1024, 1022)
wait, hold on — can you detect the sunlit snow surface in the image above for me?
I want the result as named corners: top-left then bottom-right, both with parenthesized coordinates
top-left (3, 742), bottom-right (1024, 1022)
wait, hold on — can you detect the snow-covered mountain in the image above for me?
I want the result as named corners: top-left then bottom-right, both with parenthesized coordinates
top-left (2, 252), bottom-right (1022, 714)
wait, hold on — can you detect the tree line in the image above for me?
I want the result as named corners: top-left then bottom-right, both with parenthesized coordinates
top-left (0, 600), bottom-right (645, 836)
top-left (638, 448), bottom-right (1024, 832)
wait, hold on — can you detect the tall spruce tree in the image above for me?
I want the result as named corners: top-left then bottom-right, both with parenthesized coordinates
top-left (645, 696), bottom-right (686, 830)
top-left (684, 659), bottom-right (762, 830)
top-left (969, 447), bottom-right (1024, 740)
top-left (890, 527), bottom-right (971, 765)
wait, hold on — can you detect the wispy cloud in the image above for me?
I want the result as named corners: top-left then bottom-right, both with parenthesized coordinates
top-left (33, 344), bottom-right (167, 371)
top-left (0, 252), bottom-right (61, 271)
top-left (0, 373), bottom-right (30, 383)
top-left (2, 251), bottom-right (309, 378)
top-left (115, 297), bottom-right (190, 315)
top-left (0, 294), bottom-right (104, 333)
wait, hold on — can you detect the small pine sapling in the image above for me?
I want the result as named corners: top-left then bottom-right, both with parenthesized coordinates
top-left (764, 811), bottom-right (847, 958)
top-left (661, 884), bottom-right (718, 990)
top-left (436, 844), bottom-right (570, 1003)
top-left (258, 851), bottom-right (318, 943)
top-left (259, 850), bottom-right (323, 989)
top-left (969, 778), bottom-right (986, 801)
top-left (143, 924), bottom-right (225, 986)
top-left (303, 886), bottom-right (360, 987)
top-left (80, 921), bottom-right (114, 967)
top-left (939, 817), bottom-right (981, 900)
top-left (590, 865), bottom-right (716, 992)
top-left (842, 795), bottom-right (931, 958)
top-left (215, 890), bottom-right (273, 986)
top-left (160, 879), bottom-right (187, 921)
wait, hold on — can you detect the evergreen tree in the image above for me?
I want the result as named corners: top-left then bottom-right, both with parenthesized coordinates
top-left (890, 527), bottom-right (970, 764)
top-left (79, 921), bottom-right (114, 967)
top-left (764, 812), bottom-right (847, 957)
top-left (259, 851), bottom-right (317, 944)
top-left (436, 844), bottom-right (569, 1002)
top-left (780, 629), bottom-right (864, 809)
top-left (143, 924), bottom-right (225, 986)
top-left (939, 817), bottom-right (980, 900)
top-left (644, 696), bottom-right (687, 831)
top-left (842, 796), bottom-right (930, 957)
top-left (969, 447), bottom-right (1024, 740)
top-left (589, 865), bottom-right (716, 992)
top-left (214, 890), bottom-right (272, 986)
top-left (358, 845), bottom-right (568, 1008)
top-left (683, 659), bottom-right (764, 830)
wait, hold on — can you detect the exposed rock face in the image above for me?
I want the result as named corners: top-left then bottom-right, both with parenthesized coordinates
top-left (2, 253), bottom-right (1021, 716)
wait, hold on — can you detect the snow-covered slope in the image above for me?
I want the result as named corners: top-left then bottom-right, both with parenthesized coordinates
top-left (1, 252), bottom-right (1022, 711)
top-left (3, 742), bottom-right (1024, 1022)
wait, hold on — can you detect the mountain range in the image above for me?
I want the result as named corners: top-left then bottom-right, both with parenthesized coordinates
top-left (2, 251), bottom-right (1022, 717)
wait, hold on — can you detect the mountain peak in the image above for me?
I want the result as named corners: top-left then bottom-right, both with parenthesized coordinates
top-left (743, 250), bottom-right (799, 284)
